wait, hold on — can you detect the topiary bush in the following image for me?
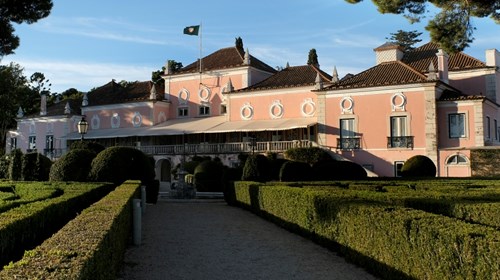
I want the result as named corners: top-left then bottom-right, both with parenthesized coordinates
top-left (269, 158), bottom-right (289, 181)
top-left (21, 152), bottom-right (52, 181)
top-left (194, 160), bottom-right (224, 192)
top-left (70, 141), bottom-right (105, 155)
top-left (401, 155), bottom-right (436, 177)
top-left (0, 154), bottom-right (10, 179)
top-left (49, 149), bottom-right (96, 182)
top-left (284, 147), bottom-right (331, 165)
top-left (241, 154), bottom-right (270, 182)
top-left (311, 160), bottom-right (367, 180)
top-left (8, 149), bottom-right (22, 181)
top-left (89, 147), bottom-right (155, 185)
top-left (279, 161), bottom-right (312, 182)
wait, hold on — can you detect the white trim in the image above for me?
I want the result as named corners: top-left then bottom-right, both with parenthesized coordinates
top-left (301, 98), bottom-right (316, 117)
top-left (340, 96), bottom-right (354, 114)
top-left (391, 92), bottom-right (407, 111)
top-left (132, 112), bottom-right (143, 127)
top-left (231, 87), bottom-right (313, 99)
top-left (178, 88), bottom-right (190, 105)
top-left (198, 86), bottom-right (211, 102)
top-left (325, 84), bottom-right (428, 98)
top-left (240, 102), bottom-right (254, 120)
top-left (91, 115), bottom-right (100, 129)
top-left (81, 101), bottom-right (154, 113)
top-left (111, 113), bottom-right (120, 128)
top-left (269, 100), bottom-right (284, 119)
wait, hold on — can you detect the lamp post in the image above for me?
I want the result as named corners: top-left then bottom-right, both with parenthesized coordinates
top-left (77, 116), bottom-right (89, 141)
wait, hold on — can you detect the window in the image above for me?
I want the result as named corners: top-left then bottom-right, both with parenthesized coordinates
top-left (446, 154), bottom-right (468, 165)
top-left (391, 116), bottom-right (407, 137)
top-left (10, 137), bottom-right (17, 151)
top-left (28, 136), bottom-right (36, 150)
top-left (220, 104), bottom-right (227, 115)
top-left (338, 118), bottom-right (360, 149)
top-left (486, 116), bottom-right (491, 139)
top-left (394, 161), bottom-right (404, 177)
top-left (199, 105), bottom-right (210, 116)
top-left (449, 113), bottom-right (466, 138)
top-left (388, 116), bottom-right (413, 148)
top-left (178, 107), bottom-right (188, 117)
top-left (46, 135), bottom-right (54, 150)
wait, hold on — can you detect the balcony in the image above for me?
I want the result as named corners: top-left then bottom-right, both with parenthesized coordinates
top-left (43, 148), bottom-right (66, 160)
top-left (135, 140), bottom-right (312, 156)
top-left (387, 136), bottom-right (414, 149)
top-left (336, 137), bottom-right (361, 150)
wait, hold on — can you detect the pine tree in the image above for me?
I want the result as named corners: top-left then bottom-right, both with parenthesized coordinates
top-left (386, 30), bottom-right (422, 51)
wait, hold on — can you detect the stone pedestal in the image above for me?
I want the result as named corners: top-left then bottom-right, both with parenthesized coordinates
top-left (172, 170), bottom-right (196, 199)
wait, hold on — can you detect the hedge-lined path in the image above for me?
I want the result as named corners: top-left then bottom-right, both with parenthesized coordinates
top-left (118, 199), bottom-right (378, 280)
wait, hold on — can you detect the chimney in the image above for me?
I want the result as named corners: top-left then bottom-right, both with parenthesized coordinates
top-left (486, 49), bottom-right (500, 67)
top-left (374, 42), bottom-right (404, 65)
top-left (40, 93), bottom-right (47, 116)
top-left (436, 49), bottom-right (449, 83)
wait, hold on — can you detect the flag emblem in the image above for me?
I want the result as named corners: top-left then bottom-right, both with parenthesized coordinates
top-left (183, 25), bottom-right (200, 36)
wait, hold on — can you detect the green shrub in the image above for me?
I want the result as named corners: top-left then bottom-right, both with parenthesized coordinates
top-left (69, 141), bottom-right (105, 155)
top-left (89, 147), bottom-right (154, 185)
top-left (21, 153), bottom-right (52, 181)
top-left (311, 160), bottom-right (367, 180)
top-left (279, 161), bottom-right (312, 182)
top-left (8, 149), bottom-right (22, 181)
top-left (49, 149), bottom-right (96, 182)
top-left (401, 155), bottom-right (436, 177)
top-left (194, 160), bottom-right (224, 192)
top-left (269, 158), bottom-right (289, 181)
top-left (183, 160), bottom-right (201, 174)
top-left (0, 154), bottom-right (10, 179)
top-left (241, 154), bottom-right (270, 182)
top-left (284, 147), bottom-right (331, 165)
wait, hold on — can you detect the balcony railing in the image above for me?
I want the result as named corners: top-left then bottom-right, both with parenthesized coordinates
top-left (135, 140), bottom-right (312, 155)
top-left (336, 137), bottom-right (361, 150)
top-left (43, 148), bottom-right (66, 159)
top-left (387, 136), bottom-right (414, 149)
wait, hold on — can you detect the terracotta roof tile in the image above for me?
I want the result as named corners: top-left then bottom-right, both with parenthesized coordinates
top-left (176, 47), bottom-right (276, 74)
top-left (439, 90), bottom-right (487, 102)
top-left (233, 65), bottom-right (332, 93)
top-left (402, 42), bottom-right (488, 72)
top-left (325, 61), bottom-right (429, 90)
top-left (87, 80), bottom-right (164, 106)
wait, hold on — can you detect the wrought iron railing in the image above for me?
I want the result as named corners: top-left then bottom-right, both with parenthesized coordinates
top-left (387, 136), bottom-right (414, 149)
top-left (336, 137), bottom-right (361, 150)
top-left (135, 140), bottom-right (312, 155)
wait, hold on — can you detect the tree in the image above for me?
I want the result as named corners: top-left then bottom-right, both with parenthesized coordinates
top-left (0, 0), bottom-right (54, 57)
top-left (0, 63), bottom-right (38, 153)
top-left (345, 0), bottom-right (500, 53)
top-left (307, 49), bottom-right (319, 67)
top-left (386, 30), bottom-right (422, 51)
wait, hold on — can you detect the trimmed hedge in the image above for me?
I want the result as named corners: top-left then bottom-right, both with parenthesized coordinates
top-left (0, 181), bottom-right (141, 279)
top-left (49, 149), bottom-right (96, 182)
top-left (241, 154), bottom-right (270, 182)
top-left (21, 152), bottom-right (53, 181)
top-left (279, 161), bottom-right (311, 182)
top-left (284, 147), bottom-right (331, 165)
top-left (0, 183), bottom-right (63, 214)
top-left (194, 160), bottom-right (224, 192)
top-left (0, 182), bottom-right (113, 268)
top-left (70, 141), bottom-right (105, 155)
top-left (311, 160), bottom-right (367, 180)
top-left (228, 182), bottom-right (500, 279)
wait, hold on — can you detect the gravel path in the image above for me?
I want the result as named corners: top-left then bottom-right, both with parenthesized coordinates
top-left (118, 199), bottom-right (378, 280)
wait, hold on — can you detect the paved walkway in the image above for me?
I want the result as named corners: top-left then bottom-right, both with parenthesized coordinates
top-left (118, 199), bottom-right (378, 280)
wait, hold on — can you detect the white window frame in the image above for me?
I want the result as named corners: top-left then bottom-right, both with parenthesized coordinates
top-left (449, 113), bottom-right (466, 138)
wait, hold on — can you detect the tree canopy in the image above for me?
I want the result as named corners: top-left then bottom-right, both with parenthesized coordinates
top-left (0, 0), bottom-right (53, 57)
top-left (346, 0), bottom-right (500, 53)
top-left (386, 30), bottom-right (422, 51)
top-left (307, 49), bottom-right (319, 67)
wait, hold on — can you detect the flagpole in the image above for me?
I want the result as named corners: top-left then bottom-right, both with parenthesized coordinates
top-left (199, 22), bottom-right (202, 86)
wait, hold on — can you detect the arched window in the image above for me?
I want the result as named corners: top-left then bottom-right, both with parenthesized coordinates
top-left (446, 154), bottom-right (468, 165)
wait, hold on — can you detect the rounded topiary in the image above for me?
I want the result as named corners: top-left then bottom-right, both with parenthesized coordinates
top-left (0, 154), bottom-right (10, 179)
top-left (269, 158), bottom-right (289, 181)
top-left (49, 149), bottom-right (96, 182)
top-left (70, 141), bottom-right (105, 155)
top-left (194, 160), bottom-right (224, 192)
top-left (284, 147), bottom-right (331, 165)
top-left (89, 146), bottom-right (154, 184)
top-left (311, 160), bottom-right (367, 180)
top-left (401, 155), bottom-right (436, 177)
top-left (21, 152), bottom-right (52, 181)
top-left (8, 149), bottom-right (22, 181)
top-left (241, 154), bottom-right (270, 182)
top-left (279, 161), bottom-right (312, 182)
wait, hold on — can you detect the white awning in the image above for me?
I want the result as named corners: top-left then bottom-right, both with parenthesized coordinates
top-left (63, 116), bottom-right (316, 140)
top-left (206, 117), bottom-right (317, 133)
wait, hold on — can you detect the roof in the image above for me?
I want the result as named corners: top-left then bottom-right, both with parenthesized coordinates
top-left (87, 80), bottom-right (164, 106)
top-left (22, 97), bottom-right (82, 119)
top-left (402, 42), bottom-right (488, 72)
top-left (233, 65), bottom-right (332, 93)
top-left (325, 61), bottom-right (430, 90)
top-left (174, 47), bottom-right (277, 75)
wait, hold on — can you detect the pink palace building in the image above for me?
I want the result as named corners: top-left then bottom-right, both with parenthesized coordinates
top-left (5, 41), bottom-right (500, 179)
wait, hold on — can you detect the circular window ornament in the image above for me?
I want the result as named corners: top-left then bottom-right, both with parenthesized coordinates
top-left (269, 100), bottom-right (284, 119)
top-left (178, 89), bottom-right (190, 105)
top-left (91, 115), bottom-right (100, 129)
top-left (391, 92), bottom-right (407, 111)
top-left (198, 87), bottom-right (211, 102)
top-left (340, 97), bottom-right (354, 114)
top-left (301, 98), bottom-right (316, 117)
top-left (132, 112), bottom-right (143, 127)
top-left (240, 102), bottom-right (254, 120)
top-left (111, 113), bottom-right (120, 128)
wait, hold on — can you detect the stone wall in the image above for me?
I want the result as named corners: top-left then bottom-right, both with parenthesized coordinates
top-left (470, 148), bottom-right (500, 177)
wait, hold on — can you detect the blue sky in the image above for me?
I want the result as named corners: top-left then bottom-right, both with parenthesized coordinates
top-left (3, 0), bottom-right (500, 93)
